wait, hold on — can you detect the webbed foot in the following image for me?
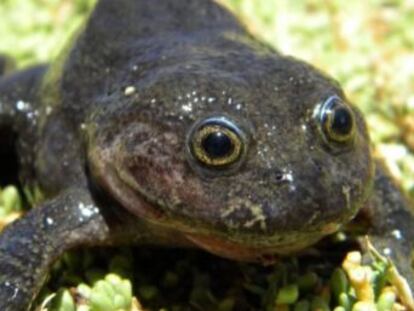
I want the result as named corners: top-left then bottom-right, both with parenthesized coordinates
top-left (0, 188), bottom-right (111, 311)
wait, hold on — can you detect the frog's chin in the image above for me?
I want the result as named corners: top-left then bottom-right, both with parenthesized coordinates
top-left (184, 232), bottom-right (323, 263)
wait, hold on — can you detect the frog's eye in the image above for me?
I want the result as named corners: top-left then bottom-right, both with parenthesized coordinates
top-left (316, 96), bottom-right (356, 145)
top-left (188, 117), bottom-right (246, 169)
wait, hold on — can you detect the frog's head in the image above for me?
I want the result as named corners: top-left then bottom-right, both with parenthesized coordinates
top-left (87, 37), bottom-right (374, 262)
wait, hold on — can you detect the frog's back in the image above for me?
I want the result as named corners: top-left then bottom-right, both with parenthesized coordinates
top-left (90, 0), bottom-right (243, 36)
top-left (42, 0), bottom-right (248, 122)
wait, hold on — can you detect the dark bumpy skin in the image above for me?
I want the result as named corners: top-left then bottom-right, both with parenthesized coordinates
top-left (0, 1), bottom-right (413, 310)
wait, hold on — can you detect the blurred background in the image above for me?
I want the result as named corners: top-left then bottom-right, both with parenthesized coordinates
top-left (1, 0), bottom-right (413, 195)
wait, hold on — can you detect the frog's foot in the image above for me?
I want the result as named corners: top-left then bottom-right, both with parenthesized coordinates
top-left (0, 188), bottom-right (113, 311)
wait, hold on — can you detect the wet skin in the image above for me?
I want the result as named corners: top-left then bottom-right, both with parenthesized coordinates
top-left (0, 0), bottom-right (413, 310)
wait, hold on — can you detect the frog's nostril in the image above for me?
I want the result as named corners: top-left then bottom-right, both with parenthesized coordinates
top-left (272, 169), bottom-right (294, 184)
top-left (261, 169), bottom-right (293, 185)
top-left (275, 171), bottom-right (284, 182)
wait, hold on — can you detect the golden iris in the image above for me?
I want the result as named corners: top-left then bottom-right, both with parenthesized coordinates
top-left (191, 121), bottom-right (243, 168)
top-left (318, 96), bottom-right (356, 144)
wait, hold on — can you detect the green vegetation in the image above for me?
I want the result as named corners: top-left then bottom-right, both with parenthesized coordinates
top-left (1, 0), bottom-right (413, 310)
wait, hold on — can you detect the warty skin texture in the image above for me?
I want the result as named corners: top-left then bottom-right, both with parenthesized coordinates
top-left (0, 0), bottom-right (413, 310)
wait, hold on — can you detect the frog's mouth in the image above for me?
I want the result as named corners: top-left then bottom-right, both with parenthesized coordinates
top-left (93, 157), bottom-right (339, 262)
top-left (89, 140), bottom-right (343, 262)
top-left (183, 231), bottom-right (326, 263)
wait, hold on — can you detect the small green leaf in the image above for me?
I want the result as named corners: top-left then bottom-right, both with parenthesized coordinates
top-left (276, 284), bottom-right (299, 305)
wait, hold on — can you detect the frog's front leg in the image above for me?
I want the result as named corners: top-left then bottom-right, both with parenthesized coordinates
top-left (358, 161), bottom-right (414, 289)
top-left (0, 187), bottom-right (112, 311)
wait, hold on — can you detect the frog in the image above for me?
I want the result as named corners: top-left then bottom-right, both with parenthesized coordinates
top-left (0, 0), bottom-right (413, 310)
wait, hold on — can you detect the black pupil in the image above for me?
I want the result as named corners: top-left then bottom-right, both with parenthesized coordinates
top-left (202, 131), bottom-right (234, 159)
top-left (331, 106), bottom-right (353, 136)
